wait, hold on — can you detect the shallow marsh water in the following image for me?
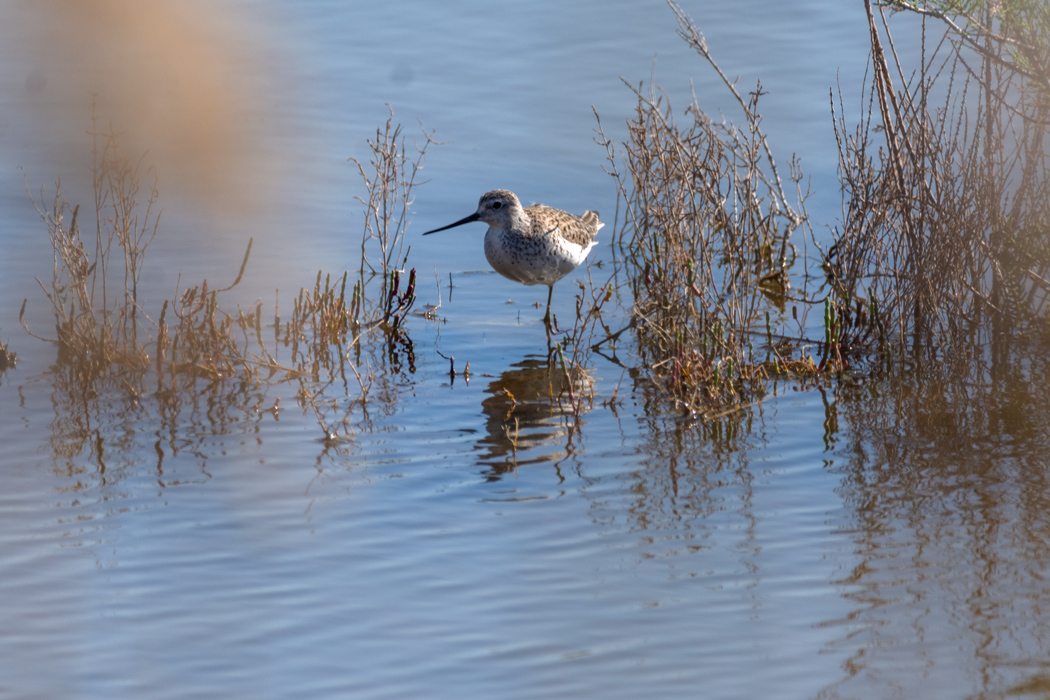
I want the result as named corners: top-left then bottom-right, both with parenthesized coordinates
top-left (0, 2), bottom-right (1049, 699)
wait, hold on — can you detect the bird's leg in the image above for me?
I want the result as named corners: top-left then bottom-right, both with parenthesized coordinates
top-left (543, 285), bottom-right (554, 329)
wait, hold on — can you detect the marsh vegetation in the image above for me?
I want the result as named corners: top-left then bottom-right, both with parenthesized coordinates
top-left (4, 3), bottom-right (1050, 698)
top-left (589, 0), bottom-right (1050, 418)
top-left (7, 0), bottom-right (1049, 448)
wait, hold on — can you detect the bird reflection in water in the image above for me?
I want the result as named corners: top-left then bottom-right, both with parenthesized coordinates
top-left (474, 356), bottom-right (592, 480)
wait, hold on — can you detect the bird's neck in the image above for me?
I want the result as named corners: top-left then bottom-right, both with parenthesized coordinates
top-left (505, 207), bottom-right (531, 233)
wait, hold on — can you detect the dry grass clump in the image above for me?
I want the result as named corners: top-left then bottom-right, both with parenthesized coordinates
top-left (21, 117), bottom-right (263, 399)
top-left (285, 271), bottom-right (356, 349)
top-left (153, 242), bottom-right (256, 390)
top-left (21, 120), bottom-right (161, 384)
top-left (259, 112), bottom-right (431, 439)
top-left (253, 109), bottom-right (429, 439)
top-left (349, 108), bottom-right (433, 329)
top-left (21, 110), bottom-right (433, 446)
top-left (591, 0), bottom-right (1050, 417)
top-left (22, 164), bottom-right (259, 395)
top-left (595, 1), bottom-right (809, 416)
top-left (826, 1), bottom-right (1050, 369)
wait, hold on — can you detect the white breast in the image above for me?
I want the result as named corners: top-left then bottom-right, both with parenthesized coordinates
top-left (483, 225), bottom-right (597, 287)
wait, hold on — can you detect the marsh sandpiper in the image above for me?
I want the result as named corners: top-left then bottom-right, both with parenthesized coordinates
top-left (423, 189), bottom-right (602, 324)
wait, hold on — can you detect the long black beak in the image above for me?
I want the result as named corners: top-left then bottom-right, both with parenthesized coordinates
top-left (422, 212), bottom-right (480, 235)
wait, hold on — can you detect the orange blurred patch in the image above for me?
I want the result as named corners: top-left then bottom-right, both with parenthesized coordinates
top-left (8, 0), bottom-right (278, 213)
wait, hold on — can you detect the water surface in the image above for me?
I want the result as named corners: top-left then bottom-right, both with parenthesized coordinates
top-left (0, 2), bottom-right (1046, 699)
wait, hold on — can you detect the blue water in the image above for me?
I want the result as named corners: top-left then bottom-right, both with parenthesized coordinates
top-left (0, 2), bottom-right (1045, 699)
top-left (0, 329), bottom-right (855, 699)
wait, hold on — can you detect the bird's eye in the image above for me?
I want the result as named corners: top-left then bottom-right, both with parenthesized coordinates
top-left (492, 201), bottom-right (502, 209)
